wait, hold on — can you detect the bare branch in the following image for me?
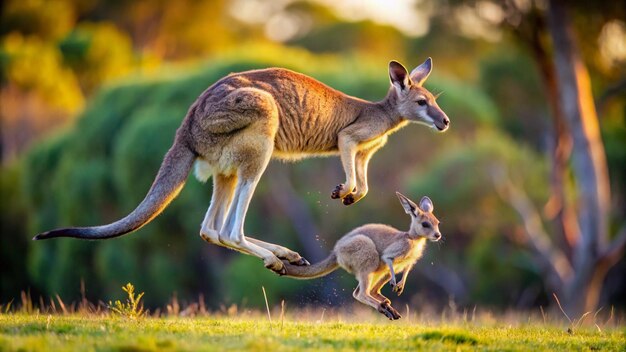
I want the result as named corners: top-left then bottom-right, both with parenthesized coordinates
top-left (491, 165), bottom-right (573, 286)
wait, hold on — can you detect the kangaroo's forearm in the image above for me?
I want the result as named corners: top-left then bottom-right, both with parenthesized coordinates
top-left (338, 134), bottom-right (358, 192)
top-left (382, 257), bottom-right (397, 285)
top-left (400, 264), bottom-right (412, 285)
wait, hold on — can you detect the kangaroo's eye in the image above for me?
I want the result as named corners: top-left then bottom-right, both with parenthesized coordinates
top-left (417, 99), bottom-right (427, 106)
top-left (421, 222), bottom-right (431, 228)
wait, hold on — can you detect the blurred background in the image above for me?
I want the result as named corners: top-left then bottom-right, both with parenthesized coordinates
top-left (1, 0), bottom-right (624, 317)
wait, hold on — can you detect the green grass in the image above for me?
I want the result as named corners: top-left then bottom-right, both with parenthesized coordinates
top-left (0, 313), bottom-right (624, 351)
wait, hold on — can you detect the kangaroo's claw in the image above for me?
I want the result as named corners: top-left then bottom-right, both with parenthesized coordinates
top-left (378, 302), bottom-right (401, 320)
top-left (392, 282), bottom-right (404, 296)
top-left (293, 257), bottom-right (310, 266)
top-left (331, 184), bottom-right (344, 199)
top-left (270, 266), bottom-right (287, 276)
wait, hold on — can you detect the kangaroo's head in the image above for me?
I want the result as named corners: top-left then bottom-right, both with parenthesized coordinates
top-left (388, 58), bottom-right (450, 132)
top-left (396, 192), bottom-right (441, 242)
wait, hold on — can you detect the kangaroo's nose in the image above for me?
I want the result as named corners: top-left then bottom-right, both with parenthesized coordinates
top-left (434, 233), bottom-right (442, 241)
top-left (443, 117), bottom-right (450, 126)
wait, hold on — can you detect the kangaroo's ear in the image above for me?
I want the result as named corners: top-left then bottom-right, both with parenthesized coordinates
top-left (419, 196), bottom-right (434, 213)
top-left (389, 61), bottom-right (411, 95)
top-left (396, 192), bottom-right (418, 216)
top-left (410, 57), bottom-right (432, 86)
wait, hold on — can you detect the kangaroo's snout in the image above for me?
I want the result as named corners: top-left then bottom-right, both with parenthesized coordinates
top-left (432, 232), bottom-right (442, 241)
top-left (434, 115), bottom-right (450, 131)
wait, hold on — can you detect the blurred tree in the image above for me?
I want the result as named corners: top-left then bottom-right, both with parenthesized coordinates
top-left (470, 0), bottom-right (626, 316)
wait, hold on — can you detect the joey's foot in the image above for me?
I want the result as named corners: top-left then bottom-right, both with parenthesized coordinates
top-left (378, 302), bottom-right (401, 320)
top-left (386, 304), bottom-right (402, 320)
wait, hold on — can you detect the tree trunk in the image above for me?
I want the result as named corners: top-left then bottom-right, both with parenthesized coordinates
top-left (547, 0), bottom-right (611, 316)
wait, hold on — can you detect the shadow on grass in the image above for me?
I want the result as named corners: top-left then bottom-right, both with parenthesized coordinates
top-left (414, 330), bottom-right (478, 346)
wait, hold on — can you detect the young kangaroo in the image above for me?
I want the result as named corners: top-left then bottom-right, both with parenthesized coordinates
top-left (34, 59), bottom-right (449, 275)
top-left (282, 192), bottom-right (441, 320)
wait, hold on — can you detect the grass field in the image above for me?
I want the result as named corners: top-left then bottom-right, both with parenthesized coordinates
top-left (1, 312), bottom-right (624, 351)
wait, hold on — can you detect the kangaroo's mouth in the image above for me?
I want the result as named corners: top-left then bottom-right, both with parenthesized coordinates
top-left (434, 119), bottom-right (449, 132)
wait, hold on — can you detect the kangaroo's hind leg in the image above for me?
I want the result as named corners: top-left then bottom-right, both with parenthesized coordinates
top-left (200, 172), bottom-right (237, 246)
top-left (219, 160), bottom-right (286, 274)
top-left (199, 171), bottom-right (307, 265)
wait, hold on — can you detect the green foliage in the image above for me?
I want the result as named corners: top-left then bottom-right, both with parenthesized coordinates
top-left (108, 283), bottom-right (146, 319)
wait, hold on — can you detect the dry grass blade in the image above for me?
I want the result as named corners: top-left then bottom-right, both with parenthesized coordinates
top-left (55, 294), bottom-right (68, 315)
top-left (280, 300), bottom-right (285, 330)
top-left (552, 293), bottom-right (571, 323)
top-left (574, 311), bottom-right (591, 328)
top-left (262, 286), bottom-right (272, 327)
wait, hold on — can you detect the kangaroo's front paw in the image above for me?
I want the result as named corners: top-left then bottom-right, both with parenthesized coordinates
top-left (392, 282), bottom-right (405, 296)
top-left (342, 193), bottom-right (356, 205)
top-left (331, 184), bottom-right (345, 199)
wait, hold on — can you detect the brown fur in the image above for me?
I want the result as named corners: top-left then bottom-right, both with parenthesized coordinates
top-left (282, 192), bottom-right (442, 320)
top-left (34, 59), bottom-right (449, 276)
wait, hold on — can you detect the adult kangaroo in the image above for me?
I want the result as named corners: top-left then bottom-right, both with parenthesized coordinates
top-left (34, 58), bottom-right (450, 275)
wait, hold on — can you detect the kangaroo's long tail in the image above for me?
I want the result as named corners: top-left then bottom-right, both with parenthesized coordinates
top-left (33, 138), bottom-right (197, 240)
top-left (282, 252), bottom-right (339, 279)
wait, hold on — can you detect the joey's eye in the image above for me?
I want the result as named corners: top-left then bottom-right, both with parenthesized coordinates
top-left (421, 222), bottom-right (431, 228)
top-left (417, 99), bottom-right (427, 106)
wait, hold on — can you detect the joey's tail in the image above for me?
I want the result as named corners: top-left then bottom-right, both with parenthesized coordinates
top-left (33, 139), bottom-right (197, 240)
top-left (283, 252), bottom-right (338, 279)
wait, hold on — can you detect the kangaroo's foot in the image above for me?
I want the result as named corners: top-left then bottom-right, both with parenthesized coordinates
top-left (272, 248), bottom-right (310, 266)
top-left (264, 255), bottom-right (287, 275)
top-left (246, 238), bottom-right (310, 266)
top-left (378, 302), bottom-right (402, 320)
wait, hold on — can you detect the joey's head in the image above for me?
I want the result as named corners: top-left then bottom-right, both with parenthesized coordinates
top-left (396, 192), bottom-right (441, 242)
top-left (388, 58), bottom-right (450, 132)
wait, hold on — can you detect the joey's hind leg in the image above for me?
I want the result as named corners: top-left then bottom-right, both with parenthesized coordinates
top-left (370, 272), bottom-right (392, 305)
top-left (353, 273), bottom-right (400, 320)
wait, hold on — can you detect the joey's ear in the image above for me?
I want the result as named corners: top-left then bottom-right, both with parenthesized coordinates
top-left (396, 192), bottom-right (418, 216)
top-left (389, 61), bottom-right (411, 94)
top-left (419, 196), bottom-right (434, 213)
top-left (410, 57), bottom-right (432, 86)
